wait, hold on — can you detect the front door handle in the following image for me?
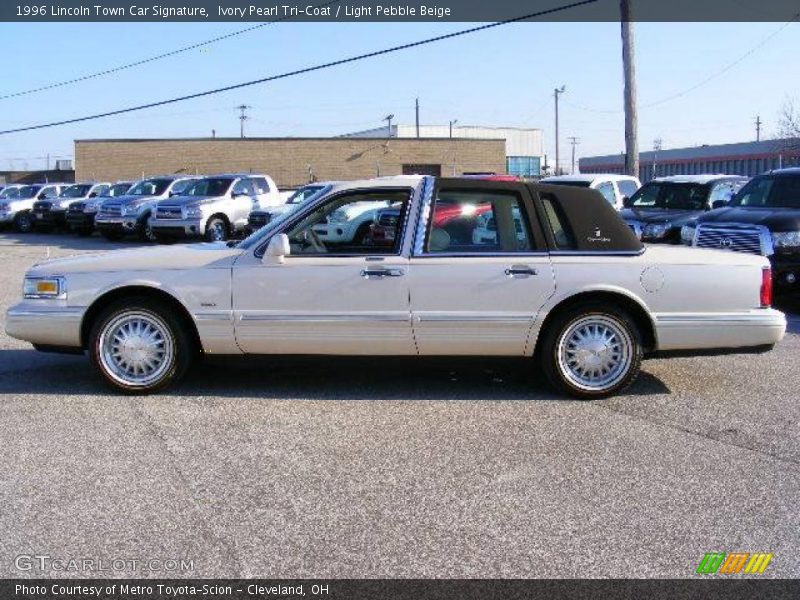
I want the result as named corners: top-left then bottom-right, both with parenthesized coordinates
top-left (505, 265), bottom-right (537, 278)
top-left (361, 268), bottom-right (405, 279)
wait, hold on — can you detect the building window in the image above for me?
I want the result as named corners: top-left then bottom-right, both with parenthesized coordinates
top-left (506, 156), bottom-right (541, 178)
top-left (402, 164), bottom-right (441, 176)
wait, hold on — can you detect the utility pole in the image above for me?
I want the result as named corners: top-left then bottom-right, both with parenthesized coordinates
top-left (449, 119), bottom-right (458, 139)
top-left (755, 115), bottom-right (762, 142)
top-left (383, 114), bottom-right (395, 137)
top-left (567, 136), bottom-right (580, 174)
top-left (620, 0), bottom-right (639, 178)
top-left (236, 104), bottom-right (251, 138)
top-left (415, 98), bottom-right (420, 138)
top-left (554, 86), bottom-right (566, 175)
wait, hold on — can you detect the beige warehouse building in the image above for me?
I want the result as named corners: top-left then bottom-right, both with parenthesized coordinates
top-left (75, 137), bottom-right (507, 187)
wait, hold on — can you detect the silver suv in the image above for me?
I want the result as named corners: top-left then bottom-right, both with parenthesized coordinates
top-left (95, 176), bottom-right (197, 241)
top-left (150, 174), bottom-right (279, 243)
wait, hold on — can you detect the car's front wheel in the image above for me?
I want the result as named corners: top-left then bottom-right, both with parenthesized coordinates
top-left (205, 217), bottom-right (228, 242)
top-left (14, 211), bottom-right (34, 233)
top-left (540, 302), bottom-right (642, 399)
top-left (89, 298), bottom-right (193, 394)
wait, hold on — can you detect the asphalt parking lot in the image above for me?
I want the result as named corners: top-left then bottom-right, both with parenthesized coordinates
top-left (0, 231), bottom-right (798, 579)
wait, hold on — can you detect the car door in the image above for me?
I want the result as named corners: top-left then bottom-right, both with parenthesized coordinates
top-left (407, 179), bottom-right (556, 355)
top-left (231, 186), bottom-right (416, 355)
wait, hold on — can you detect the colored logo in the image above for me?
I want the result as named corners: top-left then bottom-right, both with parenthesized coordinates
top-left (696, 552), bottom-right (773, 574)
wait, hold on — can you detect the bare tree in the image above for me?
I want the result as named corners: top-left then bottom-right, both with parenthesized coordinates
top-left (778, 99), bottom-right (800, 153)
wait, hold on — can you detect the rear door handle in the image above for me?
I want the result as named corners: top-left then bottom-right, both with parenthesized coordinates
top-left (361, 268), bottom-right (405, 279)
top-left (504, 265), bottom-right (537, 278)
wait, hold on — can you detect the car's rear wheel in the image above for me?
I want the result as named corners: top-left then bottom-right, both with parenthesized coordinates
top-left (205, 217), bottom-right (228, 242)
top-left (540, 302), bottom-right (642, 399)
top-left (89, 298), bottom-right (193, 394)
top-left (14, 211), bottom-right (34, 233)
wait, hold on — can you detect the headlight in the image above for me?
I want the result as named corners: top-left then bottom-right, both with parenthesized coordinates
top-left (23, 276), bottom-right (66, 299)
top-left (771, 231), bottom-right (800, 248)
top-left (329, 209), bottom-right (349, 223)
top-left (680, 224), bottom-right (696, 245)
top-left (643, 222), bottom-right (670, 239)
top-left (184, 205), bottom-right (203, 219)
top-left (83, 202), bottom-right (100, 213)
top-left (121, 204), bottom-right (139, 216)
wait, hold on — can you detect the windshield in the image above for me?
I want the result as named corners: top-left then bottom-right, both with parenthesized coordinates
top-left (545, 180), bottom-right (591, 188)
top-left (169, 179), bottom-right (195, 195)
top-left (730, 175), bottom-right (800, 209)
top-left (107, 183), bottom-right (132, 197)
top-left (287, 185), bottom-right (324, 204)
top-left (127, 179), bottom-right (171, 196)
top-left (183, 178), bottom-right (233, 197)
top-left (629, 182), bottom-right (709, 210)
top-left (0, 187), bottom-right (20, 199)
top-left (15, 185), bottom-right (42, 199)
top-left (59, 184), bottom-right (92, 198)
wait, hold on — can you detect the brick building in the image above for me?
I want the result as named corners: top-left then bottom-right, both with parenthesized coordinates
top-left (74, 137), bottom-right (507, 187)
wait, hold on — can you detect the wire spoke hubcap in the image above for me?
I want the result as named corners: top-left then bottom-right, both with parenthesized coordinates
top-left (99, 311), bottom-right (174, 387)
top-left (557, 315), bottom-right (633, 392)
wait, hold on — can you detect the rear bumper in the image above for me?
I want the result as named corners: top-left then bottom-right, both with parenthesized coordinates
top-left (5, 303), bottom-right (85, 348)
top-left (654, 309), bottom-right (786, 351)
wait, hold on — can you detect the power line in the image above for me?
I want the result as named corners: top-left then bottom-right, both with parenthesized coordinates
top-left (562, 14), bottom-right (799, 115)
top-left (0, 0), bottom-right (597, 136)
top-left (0, 0), bottom-right (343, 101)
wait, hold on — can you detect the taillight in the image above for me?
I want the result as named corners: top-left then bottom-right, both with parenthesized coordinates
top-left (760, 267), bottom-right (773, 307)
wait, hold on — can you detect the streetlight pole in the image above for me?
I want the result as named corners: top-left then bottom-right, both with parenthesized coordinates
top-left (384, 114), bottom-right (395, 137)
top-left (449, 119), bottom-right (458, 138)
top-left (652, 137), bottom-right (662, 180)
top-left (554, 86), bottom-right (565, 175)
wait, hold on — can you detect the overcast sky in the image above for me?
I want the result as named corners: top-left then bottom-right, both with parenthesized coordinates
top-left (1, 19), bottom-right (798, 172)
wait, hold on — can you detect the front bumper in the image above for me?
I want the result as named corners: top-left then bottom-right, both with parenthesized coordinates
top-left (33, 208), bottom-right (66, 227)
top-left (66, 211), bottom-right (96, 229)
top-left (769, 253), bottom-right (800, 295)
top-left (150, 217), bottom-right (205, 238)
top-left (0, 211), bottom-right (16, 223)
top-left (5, 302), bottom-right (85, 348)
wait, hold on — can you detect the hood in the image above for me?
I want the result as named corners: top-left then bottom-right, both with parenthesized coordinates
top-left (620, 207), bottom-right (704, 227)
top-left (695, 206), bottom-right (800, 231)
top-left (158, 194), bottom-right (220, 207)
top-left (105, 193), bottom-right (161, 207)
top-left (28, 242), bottom-right (242, 276)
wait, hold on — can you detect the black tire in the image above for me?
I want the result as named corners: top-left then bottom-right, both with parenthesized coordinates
top-left (14, 211), bottom-right (34, 233)
top-left (89, 297), bottom-right (194, 394)
top-left (539, 302), bottom-right (642, 400)
top-left (102, 231), bottom-right (125, 242)
top-left (136, 212), bottom-right (156, 242)
top-left (204, 217), bottom-right (229, 242)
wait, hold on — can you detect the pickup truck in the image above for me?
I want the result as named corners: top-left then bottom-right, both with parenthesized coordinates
top-left (0, 183), bottom-right (69, 232)
top-left (150, 174), bottom-right (279, 243)
top-left (66, 181), bottom-right (134, 236)
top-left (5, 176), bottom-right (785, 399)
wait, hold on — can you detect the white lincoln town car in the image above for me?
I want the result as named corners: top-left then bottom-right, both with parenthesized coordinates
top-left (5, 176), bottom-right (786, 399)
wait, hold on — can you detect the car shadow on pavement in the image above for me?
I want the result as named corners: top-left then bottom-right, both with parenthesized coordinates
top-left (0, 231), bottom-right (149, 251)
top-left (0, 351), bottom-right (671, 401)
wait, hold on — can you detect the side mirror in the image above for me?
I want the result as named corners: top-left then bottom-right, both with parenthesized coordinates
top-left (712, 200), bottom-right (727, 210)
top-left (89, 192), bottom-right (97, 198)
top-left (622, 196), bottom-right (632, 208)
top-left (263, 233), bottom-right (290, 264)
top-left (38, 192), bottom-right (46, 200)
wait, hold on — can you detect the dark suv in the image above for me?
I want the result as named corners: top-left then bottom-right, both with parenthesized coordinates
top-left (621, 175), bottom-right (748, 244)
top-left (686, 168), bottom-right (800, 295)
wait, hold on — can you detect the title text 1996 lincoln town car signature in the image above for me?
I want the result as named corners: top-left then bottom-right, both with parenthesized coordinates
top-left (5, 176), bottom-right (786, 399)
